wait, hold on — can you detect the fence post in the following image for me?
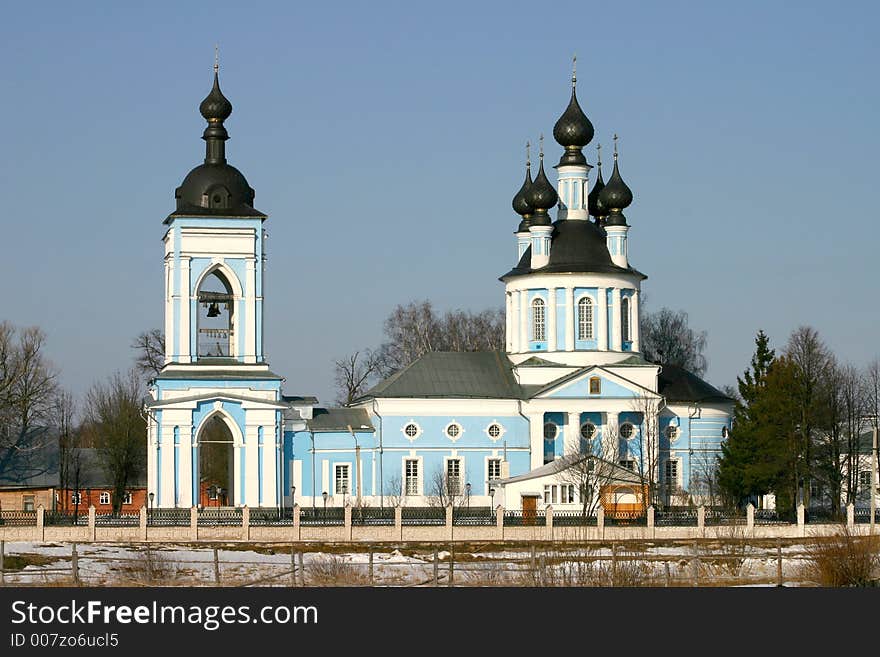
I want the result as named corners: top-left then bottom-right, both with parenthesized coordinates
top-left (368, 549), bottom-right (374, 586)
top-left (1, 539), bottom-right (4, 585)
top-left (394, 505), bottom-right (403, 541)
top-left (776, 538), bottom-right (783, 586)
top-left (298, 551), bottom-right (305, 587)
top-left (447, 545), bottom-right (454, 587)
top-left (242, 506), bottom-right (250, 541)
top-left (433, 547), bottom-right (439, 586)
top-left (746, 503), bottom-right (755, 532)
top-left (344, 503), bottom-right (352, 541)
top-left (88, 505), bottom-right (96, 542)
top-left (597, 506), bottom-right (605, 539)
top-left (846, 502), bottom-right (855, 529)
top-left (697, 505), bottom-right (705, 539)
top-left (797, 503), bottom-right (805, 537)
top-left (190, 506), bottom-right (198, 541)
top-left (546, 505), bottom-right (554, 541)
top-left (71, 543), bottom-right (79, 585)
top-left (611, 542), bottom-right (617, 587)
top-left (647, 505), bottom-right (655, 539)
top-left (290, 545), bottom-right (296, 587)
top-left (139, 506), bottom-right (147, 541)
top-left (293, 504), bottom-right (301, 541)
top-left (691, 540), bottom-right (700, 587)
top-left (496, 504), bottom-right (504, 541)
top-left (446, 503), bottom-right (453, 541)
top-left (213, 547), bottom-right (220, 586)
top-left (37, 505), bottom-right (45, 542)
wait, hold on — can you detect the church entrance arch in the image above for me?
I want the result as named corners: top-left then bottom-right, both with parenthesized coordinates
top-left (197, 414), bottom-right (235, 507)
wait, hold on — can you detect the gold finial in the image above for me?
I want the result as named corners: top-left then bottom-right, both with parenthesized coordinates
top-left (214, 44), bottom-right (220, 74)
top-left (572, 54), bottom-right (577, 88)
top-left (526, 140), bottom-right (531, 168)
top-left (613, 133), bottom-right (619, 160)
top-left (597, 143), bottom-right (602, 168)
top-left (539, 134), bottom-right (544, 160)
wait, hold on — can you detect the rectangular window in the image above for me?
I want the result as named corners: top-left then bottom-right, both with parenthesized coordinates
top-left (405, 459), bottom-right (419, 496)
top-left (589, 377), bottom-right (601, 395)
top-left (858, 470), bottom-right (872, 490)
top-left (532, 299), bottom-right (546, 342)
top-left (123, 492), bottom-right (133, 505)
top-left (446, 459), bottom-right (462, 495)
top-left (99, 492), bottom-right (110, 505)
top-left (665, 460), bottom-right (678, 483)
top-left (619, 459), bottom-right (636, 471)
top-left (335, 464), bottom-right (350, 495)
top-left (560, 484), bottom-right (575, 504)
top-left (487, 458), bottom-right (501, 481)
top-left (70, 492), bottom-right (81, 505)
top-left (543, 485), bottom-right (559, 505)
top-left (22, 495), bottom-right (35, 512)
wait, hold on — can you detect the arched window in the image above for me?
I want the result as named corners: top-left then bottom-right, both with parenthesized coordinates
top-left (621, 296), bottom-right (631, 342)
top-left (197, 270), bottom-right (234, 358)
top-left (531, 298), bottom-right (546, 341)
top-left (577, 297), bottom-right (594, 340)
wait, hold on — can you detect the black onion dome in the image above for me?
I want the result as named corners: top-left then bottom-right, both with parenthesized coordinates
top-left (588, 166), bottom-right (606, 218)
top-left (166, 69), bottom-right (264, 222)
top-left (553, 88), bottom-right (594, 166)
top-left (512, 167), bottom-right (533, 218)
top-left (525, 160), bottom-right (558, 226)
top-left (199, 72), bottom-right (233, 122)
top-left (598, 158), bottom-right (632, 226)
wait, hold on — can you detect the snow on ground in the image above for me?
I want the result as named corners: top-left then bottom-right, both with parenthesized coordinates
top-left (0, 541), bottom-right (815, 586)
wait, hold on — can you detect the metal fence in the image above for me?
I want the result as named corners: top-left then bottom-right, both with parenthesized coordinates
top-left (94, 514), bottom-right (140, 527)
top-left (147, 508), bottom-right (190, 527)
top-left (43, 511), bottom-right (85, 526)
top-left (853, 507), bottom-right (880, 524)
top-left (503, 510), bottom-right (546, 527)
top-left (299, 507), bottom-right (345, 526)
top-left (402, 507), bottom-right (445, 526)
top-left (704, 510), bottom-right (747, 527)
top-left (198, 508), bottom-right (243, 526)
top-left (655, 510), bottom-right (698, 527)
top-left (552, 511), bottom-right (598, 527)
top-left (351, 507), bottom-right (396, 526)
top-left (0, 510), bottom-right (37, 526)
top-left (452, 507), bottom-right (495, 526)
top-left (754, 509), bottom-right (788, 525)
top-left (604, 511), bottom-right (648, 527)
top-left (250, 508), bottom-right (294, 526)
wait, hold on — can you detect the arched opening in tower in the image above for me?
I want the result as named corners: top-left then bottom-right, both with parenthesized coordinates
top-left (198, 415), bottom-right (234, 507)
top-left (197, 270), bottom-right (234, 358)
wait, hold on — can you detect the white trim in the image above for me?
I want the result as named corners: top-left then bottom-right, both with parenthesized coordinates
top-left (484, 420), bottom-right (506, 442)
top-left (403, 455), bottom-right (423, 497)
top-left (332, 461), bottom-right (351, 497)
top-left (401, 420), bottom-right (423, 442)
top-left (576, 293), bottom-right (595, 340)
top-left (444, 456), bottom-right (465, 496)
top-left (444, 420), bottom-right (464, 442)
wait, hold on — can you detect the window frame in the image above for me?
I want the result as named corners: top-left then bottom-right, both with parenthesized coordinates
top-left (531, 297), bottom-right (546, 342)
top-left (619, 422), bottom-right (635, 440)
top-left (334, 463), bottom-right (351, 496)
top-left (99, 492), bottom-right (110, 505)
top-left (588, 376), bottom-right (601, 395)
top-left (445, 457), bottom-right (463, 496)
top-left (404, 458), bottom-right (421, 496)
top-left (401, 421), bottom-right (422, 441)
top-left (577, 296), bottom-right (594, 340)
top-left (543, 422), bottom-right (559, 442)
top-left (621, 296), bottom-right (631, 342)
top-left (22, 495), bottom-right (35, 512)
top-left (444, 421), bottom-right (463, 442)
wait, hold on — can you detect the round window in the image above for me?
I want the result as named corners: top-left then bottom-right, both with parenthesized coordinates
top-left (404, 423), bottom-right (419, 438)
top-left (543, 422), bottom-right (558, 441)
top-left (487, 423), bottom-right (502, 438)
top-left (445, 423), bottom-right (461, 439)
top-left (619, 423), bottom-right (635, 439)
top-left (721, 426), bottom-right (729, 439)
top-left (664, 425), bottom-right (679, 441)
top-left (580, 422), bottom-right (597, 440)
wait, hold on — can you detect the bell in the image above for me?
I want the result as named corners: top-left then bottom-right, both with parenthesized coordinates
top-left (207, 302), bottom-right (220, 318)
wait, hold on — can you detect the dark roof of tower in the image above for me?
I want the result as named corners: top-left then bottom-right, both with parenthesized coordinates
top-left (588, 166), bottom-right (606, 218)
top-left (512, 165), bottom-right (533, 227)
top-left (500, 219), bottom-right (646, 280)
top-left (526, 159), bottom-right (557, 226)
top-left (658, 365), bottom-right (733, 403)
top-left (598, 157), bottom-right (632, 226)
top-left (166, 70), bottom-right (265, 223)
top-left (553, 87), bottom-right (594, 166)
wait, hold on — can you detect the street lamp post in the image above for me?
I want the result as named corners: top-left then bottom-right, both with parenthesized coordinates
top-left (148, 492), bottom-right (154, 526)
top-left (322, 491), bottom-right (328, 525)
top-left (290, 485), bottom-right (296, 520)
top-left (465, 482), bottom-right (471, 510)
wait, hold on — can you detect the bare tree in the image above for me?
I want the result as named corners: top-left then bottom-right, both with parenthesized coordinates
top-left (333, 350), bottom-right (383, 405)
top-left (557, 451), bottom-right (621, 518)
top-left (426, 466), bottom-right (468, 509)
top-left (85, 369), bottom-right (146, 514)
top-left (382, 473), bottom-right (403, 508)
top-left (132, 329), bottom-right (165, 379)
top-left (629, 394), bottom-right (663, 509)
top-left (54, 390), bottom-right (79, 512)
top-left (639, 307), bottom-right (708, 376)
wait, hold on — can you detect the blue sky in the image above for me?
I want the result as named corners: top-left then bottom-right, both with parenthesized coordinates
top-left (1, 1), bottom-right (877, 406)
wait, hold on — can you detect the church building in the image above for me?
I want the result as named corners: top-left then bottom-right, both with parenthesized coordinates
top-left (146, 61), bottom-right (733, 514)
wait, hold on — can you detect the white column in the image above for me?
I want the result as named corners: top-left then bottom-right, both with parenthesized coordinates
top-left (179, 257), bottom-right (191, 363)
top-left (262, 426), bottom-right (278, 507)
top-left (245, 424), bottom-right (260, 506)
top-left (565, 287), bottom-right (575, 351)
top-left (547, 287), bottom-right (557, 351)
top-left (511, 291), bottom-right (520, 352)
top-left (605, 413), bottom-right (620, 461)
top-left (519, 289), bottom-right (528, 352)
top-left (597, 286), bottom-right (608, 351)
top-left (147, 418), bottom-right (158, 501)
top-left (611, 288), bottom-right (622, 351)
top-left (178, 423), bottom-right (194, 508)
top-left (245, 257), bottom-right (257, 364)
top-left (631, 290), bottom-right (640, 353)
top-left (159, 423), bottom-right (176, 507)
top-left (566, 412), bottom-right (582, 456)
top-left (164, 256), bottom-right (174, 363)
top-left (529, 414), bottom-right (545, 469)
top-left (505, 292), bottom-right (512, 351)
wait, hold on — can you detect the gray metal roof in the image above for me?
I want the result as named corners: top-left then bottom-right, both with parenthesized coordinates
top-left (0, 428), bottom-right (59, 489)
top-left (356, 351), bottom-right (523, 400)
top-left (500, 453), bottom-right (643, 485)
top-left (307, 408), bottom-right (375, 433)
top-left (658, 364), bottom-right (732, 403)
